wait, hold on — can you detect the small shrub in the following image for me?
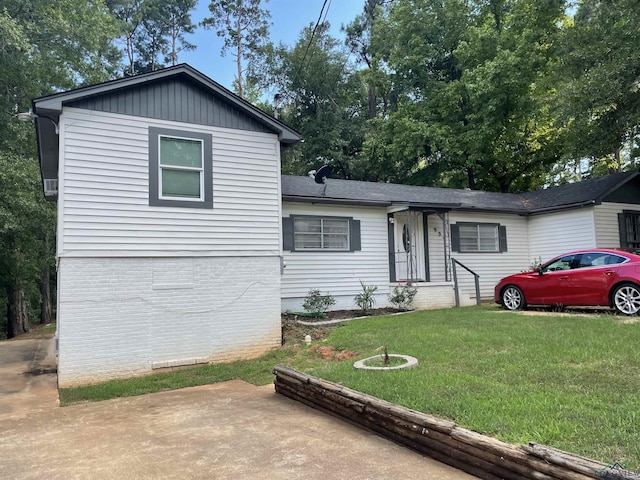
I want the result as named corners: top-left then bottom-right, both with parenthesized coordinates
top-left (389, 283), bottom-right (417, 310)
top-left (527, 256), bottom-right (543, 272)
top-left (354, 280), bottom-right (378, 312)
top-left (302, 289), bottom-right (336, 317)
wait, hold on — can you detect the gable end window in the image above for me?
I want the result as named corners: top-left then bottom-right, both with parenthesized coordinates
top-left (282, 216), bottom-right (361, 252)
top-left (149, 127), bottom-right (213, 208)
top-left (451, 222), bottom-right (507, 253)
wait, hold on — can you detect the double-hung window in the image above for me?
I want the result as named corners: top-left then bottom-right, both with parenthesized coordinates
top-left (282, 215), bottom-right (362, 252)
top-left (149, 127), bottom-right (213, 208)
top-left (294, 217), bottom-right (350, 251)
top-left (451, 222), bottom-right (507, 253)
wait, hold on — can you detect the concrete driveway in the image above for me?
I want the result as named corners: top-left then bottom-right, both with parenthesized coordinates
top-left (0, 339), bottom-right (475, 480)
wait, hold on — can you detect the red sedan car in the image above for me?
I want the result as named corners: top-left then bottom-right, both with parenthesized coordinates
top-left (494, 249), bottom-right (640, 315)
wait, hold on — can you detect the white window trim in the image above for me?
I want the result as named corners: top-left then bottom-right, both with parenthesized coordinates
top-left (294, 217), bottom-right (351, 251)
top-left (459, 223), bottom-right (499, 253)
top-left (157, 134), bottom-right (205, 202)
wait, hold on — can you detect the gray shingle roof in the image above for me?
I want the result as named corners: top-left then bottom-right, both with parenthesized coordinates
top-left (281, 170), bottom-right (640, 215)
top-left (520, 170), bottom-right (639, 211)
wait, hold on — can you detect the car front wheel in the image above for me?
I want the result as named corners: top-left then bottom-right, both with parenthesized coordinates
top-left (612, 283), bottom-right (640, 315)
top-left (501, 285), bottom-right (525, 311)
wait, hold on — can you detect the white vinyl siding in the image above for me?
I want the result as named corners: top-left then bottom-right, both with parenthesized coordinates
top-left (282, 203), bottom-right (389, 311)
top-left (58, 108), bottom-right (281, 257)
top-left (594, 202), bottom-right (640, 249)
top-left (527, 208), bottom-right (596, 261)
top-left (445, 212), bottom-right (529, 301)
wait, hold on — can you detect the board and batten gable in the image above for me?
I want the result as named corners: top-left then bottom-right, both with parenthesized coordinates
top-left (281, 203), bottom-right (390, 311)
top-left (527, 208), bottom-right (596, 262)
top-left (445, 212), bottom-right (530, 302)
top-left (58, 108), bottom-right (281, 257)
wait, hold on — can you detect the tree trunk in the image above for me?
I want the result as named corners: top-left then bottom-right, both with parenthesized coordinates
top-left (236, 15), bottom-right (243, 98)
top-left (40, 264), bottom-right (52, 325)
top-left (466, 167), bottom-right (476, 190)
top-left (368, 85), bottom-right (377, 119)
top-left (7, 285), bottom-right (29, 339)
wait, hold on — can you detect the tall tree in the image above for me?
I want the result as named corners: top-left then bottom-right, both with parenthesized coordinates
top-left (266, 23), bottom-right (368, 179)
top-left (162, 0), bottom-right (197, 66)
top-left (363, 0), bottom-right (564, 192)
top-left (344, 0), bottom-right (388, 119)
top-left (107, 0), bottom-right (146, 76)
top-left (202, 0), bottom-right (271, 98)
top-left (554, 0), bottom-right (640, 178)
top-left (0, 0), bottom-right (119, 337)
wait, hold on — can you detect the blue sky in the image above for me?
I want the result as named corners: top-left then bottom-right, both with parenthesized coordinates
top-left (181, 0), bottom-right (365, 90)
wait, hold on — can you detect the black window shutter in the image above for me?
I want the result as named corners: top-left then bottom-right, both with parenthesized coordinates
top-left (350, 219), bottom-right (361, 251)
top-left (618, 213), bottom-right (628, 248)
top-left (498, 225), bottom-right (508, 252)
top-left (283, 217), bottom-right (294, 251)
top-left (450, 223), bottom-right (460, 252)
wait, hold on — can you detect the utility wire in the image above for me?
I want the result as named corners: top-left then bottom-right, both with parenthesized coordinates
top-left (292, 0), bottom-right (332, 90)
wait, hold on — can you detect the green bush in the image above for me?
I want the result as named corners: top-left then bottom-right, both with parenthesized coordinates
top-left (354, 280), bottom-right (377, 312)
top-left (302, 289), bottom-right (336, 317)
top-left (389, 283), bottom-right (417, 310)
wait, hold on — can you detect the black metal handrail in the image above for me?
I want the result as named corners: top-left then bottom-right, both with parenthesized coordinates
top-left (451, 258), bottom-right (481, 307)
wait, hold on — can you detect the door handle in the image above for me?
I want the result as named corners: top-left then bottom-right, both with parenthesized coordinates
top-left (559, 276), bottom-right (569, 280)
top-left (604, 271), bottom-right (614, 276)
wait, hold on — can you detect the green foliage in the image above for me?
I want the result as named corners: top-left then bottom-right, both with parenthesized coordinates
top-left (363, 0), bottom-right (564, 192)
top-left (553, 0), bottom-right (640, 177)
top-left (388, 284), bottom-right (417, 310)
top-left (302, 289), bottom-right (336, 317)
top-left (0, 152), bottom-right (56, 337)
top-left (354, 280), bottom-right (378, 312)
top-left (264, 22), bottom-right (368, 179)
top-left (0, 0), bottom-right (114, 337)
top-left (107, 0), bottom-right (197, 74)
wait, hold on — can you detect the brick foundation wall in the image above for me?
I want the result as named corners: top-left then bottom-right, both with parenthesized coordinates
top-left (57, 256), bottom-right (281, 387)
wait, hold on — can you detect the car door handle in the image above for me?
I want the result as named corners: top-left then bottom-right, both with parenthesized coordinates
top-left (604, 271), bottom-right (614, 276)
top-left (559, 276), bottom-right (569, 280)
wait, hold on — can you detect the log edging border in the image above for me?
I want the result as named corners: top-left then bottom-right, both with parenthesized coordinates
top-left (272, 365), bottom-right (639, 480)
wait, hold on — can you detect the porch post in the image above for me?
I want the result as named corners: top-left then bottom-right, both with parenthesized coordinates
top-left (422, 212), bottom-right (430, 282)
top-left (388, 213), bottom-right (396, 282)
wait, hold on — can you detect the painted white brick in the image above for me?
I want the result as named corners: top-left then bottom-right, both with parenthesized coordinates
top-left (57, 256), bottom-right (281, 387)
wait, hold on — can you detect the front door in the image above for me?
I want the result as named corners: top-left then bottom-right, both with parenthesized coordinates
top-left (394, 211), bottom-right (425, 281)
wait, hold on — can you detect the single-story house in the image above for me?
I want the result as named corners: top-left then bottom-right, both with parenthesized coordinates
top-left (30, 64), bottom-right (300, 386)
top-left (280, 170), bottom-right (640, 311)
top-left (28, 64), bottom-right (640, 385)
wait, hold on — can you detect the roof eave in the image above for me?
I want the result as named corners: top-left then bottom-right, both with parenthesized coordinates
top-left (283, 195), bottom-right (392, 207)
top-left (527, 200), bottom-right (598, 216)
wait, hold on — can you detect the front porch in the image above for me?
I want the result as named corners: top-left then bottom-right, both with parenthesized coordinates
top-left (388, 208), bottom-right (481, 308)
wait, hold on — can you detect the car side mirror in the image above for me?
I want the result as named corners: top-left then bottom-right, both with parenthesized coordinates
top-left (537, 266), bottom-right (543, 276)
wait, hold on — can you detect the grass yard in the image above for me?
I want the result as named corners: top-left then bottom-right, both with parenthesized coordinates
top-left (60, 306), bottom-right (640, 469)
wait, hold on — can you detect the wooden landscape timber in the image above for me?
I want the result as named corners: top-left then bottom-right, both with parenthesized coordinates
top-left (272, 365), bottom-right (639, 480)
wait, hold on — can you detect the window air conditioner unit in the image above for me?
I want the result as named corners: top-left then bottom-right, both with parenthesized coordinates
top-left (43, 178), bottom-right (58, 196)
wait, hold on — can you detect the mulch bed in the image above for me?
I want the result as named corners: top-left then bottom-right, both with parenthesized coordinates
top-left (281, 307), bottom-right (408, 323)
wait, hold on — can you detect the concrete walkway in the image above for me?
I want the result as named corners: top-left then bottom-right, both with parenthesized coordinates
top-left (0, 340), bottom-right (476, 479)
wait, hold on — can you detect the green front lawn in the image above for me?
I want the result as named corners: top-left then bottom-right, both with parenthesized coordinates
top-left (60, 306), bottom-right (640, 468)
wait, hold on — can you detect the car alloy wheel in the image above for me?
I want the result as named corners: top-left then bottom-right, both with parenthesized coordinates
top-left (613, 283), bottom-right (640, 315)
top-left (502, 286), bottom-right (524, 311)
